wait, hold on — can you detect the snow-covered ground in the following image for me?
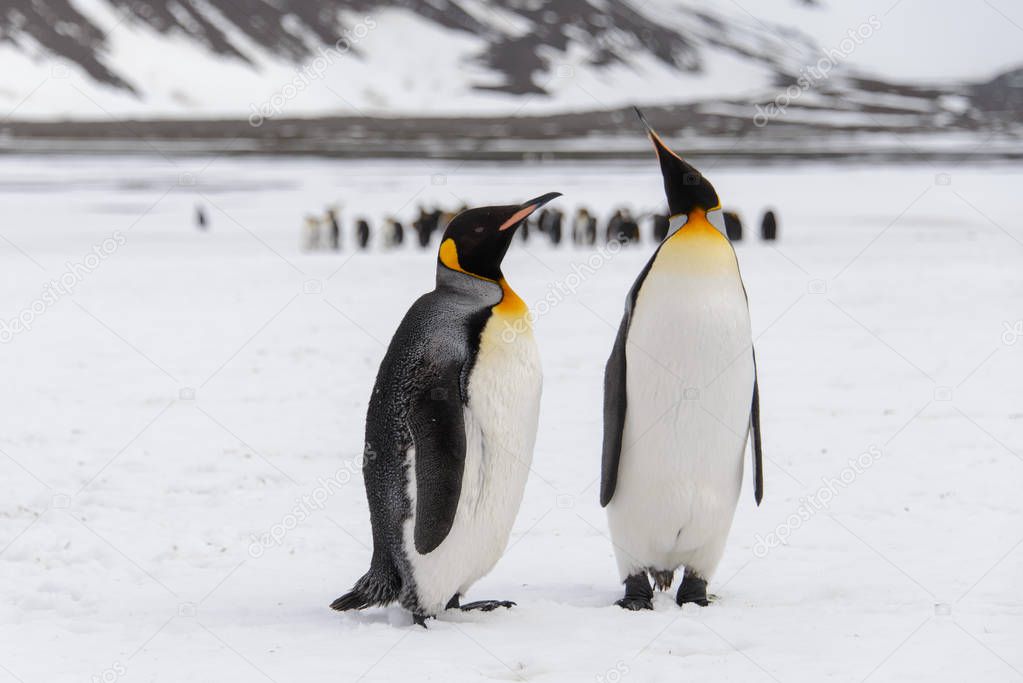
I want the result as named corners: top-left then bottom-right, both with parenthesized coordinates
top-left (1, 155), bottom-right (1021, 682)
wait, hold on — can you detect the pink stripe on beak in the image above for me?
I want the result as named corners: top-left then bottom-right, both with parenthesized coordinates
top-left (499, 205), bottom-right (537, 231)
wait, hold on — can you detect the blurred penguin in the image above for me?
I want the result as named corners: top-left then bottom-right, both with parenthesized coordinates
top-left (760, 210), bottom-right (778, 241)
top-left (383, 217), bottom-right (404, 249)
top-left (536, 208), bottom-right (551, 237)
top-left (548, 209), bottom-right (563, 246)
top-left (572, 208), bottom-right (590, 246)
top-left (585, 211), bottom-right (597, 245)
top-left (303, 215), bottom-right (322, 251)
top-left (356, 218), bottom-right (371, 250)
top-left (195, 204), bottom-right (208, 231)
top-left (327, 207), bottom-right (342, 250)
top-left (606, 209), bottom-right (624, 244)
top-left (392, 218), bottom-right (405, 247)
top-left (428, 209), bottom-right (443, 241)
top-left (414, 207), bottom-right (431, 248)
top-left (723, 211), bottom-right (743, 241)
top-left (519, 214), bottom-right (532, 242)
top-left (620, 209), bottom-right (640, 245)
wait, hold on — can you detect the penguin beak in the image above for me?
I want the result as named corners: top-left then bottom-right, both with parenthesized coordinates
top-left (499, 192), bottom-right (562, 231)
top-left (634, 106), bottom-right (683, 165)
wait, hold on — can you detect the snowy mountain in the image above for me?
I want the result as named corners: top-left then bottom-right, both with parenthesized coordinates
top-left (0, 0), bottom-right (827, 119)
top-left (0, 0), bottom-right (1021, 158)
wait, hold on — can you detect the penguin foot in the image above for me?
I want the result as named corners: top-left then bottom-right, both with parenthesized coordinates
top-left (616, 573), bottom-right (654, 610)
top-left (412, 613), bottom-right (431, 628)
top-left (676, 572), bottom-right (713, 607)
top-left (459, 600), bottom-right (516, 612)
top-left (616, 596), bottom-right (654, 611)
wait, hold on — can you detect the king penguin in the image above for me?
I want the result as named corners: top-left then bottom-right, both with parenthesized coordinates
top-left (331, 193), bottom-right (561, 626)
top-left (600, 109), bottom-right (763, 610)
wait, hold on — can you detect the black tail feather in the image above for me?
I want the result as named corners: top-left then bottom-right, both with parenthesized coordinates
top-left (330, 566), bottom-right (401, 612)
top-left (330, 589), bottom-right (372, 612)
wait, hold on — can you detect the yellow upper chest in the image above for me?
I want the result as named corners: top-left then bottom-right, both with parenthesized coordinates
top-left (656, 210), bottom-right (739, 275)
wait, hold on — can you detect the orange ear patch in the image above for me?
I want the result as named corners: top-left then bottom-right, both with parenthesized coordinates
top-left (438, 238), bottom-right (465, 273)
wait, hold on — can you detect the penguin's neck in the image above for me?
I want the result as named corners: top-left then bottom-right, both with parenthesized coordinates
top-left (667, 208), bottom-right (724, 243)
top-left (659, 208), bottom-right (736, 274)
top-left (437, 239), bottom-right (528, 320)
top-left (493, 278), bottom-right (527, 319)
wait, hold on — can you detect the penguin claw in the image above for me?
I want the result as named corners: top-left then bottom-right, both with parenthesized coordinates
top-left (616, 597), bottom-right (654, 611)
top-left (459, 600), bottom-right (515, 612)
top-left (412, 614), bottom-right (431, 628)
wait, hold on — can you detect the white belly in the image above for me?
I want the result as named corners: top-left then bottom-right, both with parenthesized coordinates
top-left (606, 231), bottom-right (754, 580)
top-left (404, 311), bottom-right (542, 614)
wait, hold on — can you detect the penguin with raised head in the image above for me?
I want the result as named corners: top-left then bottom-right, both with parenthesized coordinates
top-left (601, 109), bottom-right (763, 610)
top-left (331, 193), bottom-right (561, 626)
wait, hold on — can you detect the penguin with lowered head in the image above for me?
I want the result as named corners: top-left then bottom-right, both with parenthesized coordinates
top-left (601, 109), bottom-right (763, 610)
top-left (332, 193), bottom-right (561, 626)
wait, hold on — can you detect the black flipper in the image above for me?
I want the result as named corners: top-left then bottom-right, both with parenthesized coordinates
top-left (603, 109), bottom-right (721, 508)
top-left (408, 344), bottom-right (468, 555)
top-left (600, 244), bottom-right (663, 508)
top-left (750, 350), bottom-right (764, 506)
top-left (737, 273), bottom-right (764, 507)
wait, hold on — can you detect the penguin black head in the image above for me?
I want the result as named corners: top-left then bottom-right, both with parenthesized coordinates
top-left (634, 107), bottom-right (719, 218)
top-left (438, 192), bottom-right (561, 281)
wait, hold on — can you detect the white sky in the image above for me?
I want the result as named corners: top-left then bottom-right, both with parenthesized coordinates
top-left (737, 0), bottom-right (1023, 82)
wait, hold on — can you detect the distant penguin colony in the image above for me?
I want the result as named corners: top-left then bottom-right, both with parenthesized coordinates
top-left (299, 202), bottom-right (775, 251)
top-left (601, 109), bottom-right (763, 610)
top-left (330, 110), bottom-right (769, 627)
top-left (331, 193), bottom-right (561, 626)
